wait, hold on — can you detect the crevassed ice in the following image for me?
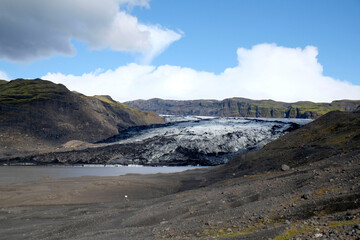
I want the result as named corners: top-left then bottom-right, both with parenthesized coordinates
top-left (107, 116), bottom-right (311, 164)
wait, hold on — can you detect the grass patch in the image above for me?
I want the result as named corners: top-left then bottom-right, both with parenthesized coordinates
top-left (274, 217), bottom-right (360, 239)
top-left (202, 225), bottom-right (257, 239)
top-left (328, 219), bottom-right (360, 228)
top-left (0, 78), bottom-right (68, 104)
top-left (274, 225), bottom-right (314, 240)
top-left (94, 95), bottom-right (138, 111)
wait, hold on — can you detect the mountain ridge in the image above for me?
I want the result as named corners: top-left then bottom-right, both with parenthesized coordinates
top-left (125, 97), bottom-right (360, 118)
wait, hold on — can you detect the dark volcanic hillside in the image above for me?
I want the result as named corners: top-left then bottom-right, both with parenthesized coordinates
top-left (223, 110), bottom-right (360, 175)
top-left (0, 79), bottom-right (164, 157)
top-left (125, 98), bottom-right (360, 118)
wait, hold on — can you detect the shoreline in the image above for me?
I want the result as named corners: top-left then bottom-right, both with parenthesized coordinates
top-left (0, 163), bottom-right (206, 167)
top-left (0, 165), bottom-right (208, 185)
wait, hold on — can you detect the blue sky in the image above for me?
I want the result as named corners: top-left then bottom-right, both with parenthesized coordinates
top-left (0, 0), bottom-right (359, 102)
top-left (136, 0), bottom-right (360, 80)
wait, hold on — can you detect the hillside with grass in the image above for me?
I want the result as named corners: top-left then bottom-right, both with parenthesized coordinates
top-left (0, 78), bottom-right (164, 157)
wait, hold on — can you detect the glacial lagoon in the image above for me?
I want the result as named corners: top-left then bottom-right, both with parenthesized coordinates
top-left (0, 165), bottom-right (204, 184)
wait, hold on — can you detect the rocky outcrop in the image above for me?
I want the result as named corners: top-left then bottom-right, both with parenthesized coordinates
top-left (354, 104), bottom-right (360, 113)
top-left (0, 79), bottom-right (164, 157)
top-left (125, 98), bottom-right (360, 119)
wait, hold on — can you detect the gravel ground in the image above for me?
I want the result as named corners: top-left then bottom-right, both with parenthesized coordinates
top-left (0, 150), bottom-right (359, 240)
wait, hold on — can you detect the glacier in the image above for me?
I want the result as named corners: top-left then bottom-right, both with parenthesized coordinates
top-left (99, 116), bottom-right (311, 166)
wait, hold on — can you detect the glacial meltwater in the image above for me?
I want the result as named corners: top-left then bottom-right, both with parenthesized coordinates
top-left (0, 165), bottom-right (204, 184)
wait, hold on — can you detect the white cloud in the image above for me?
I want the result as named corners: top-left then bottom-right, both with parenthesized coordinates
top-left (0, 70), bottom-right (9, 80)
top-left (43, 44), bottom-right (360, 102)
top-left (0, 0), bottom-right (181, 62)
top-left (119, 0), bottom-right (150, 9)
top-left (138, 25), bottom-right (183, 64)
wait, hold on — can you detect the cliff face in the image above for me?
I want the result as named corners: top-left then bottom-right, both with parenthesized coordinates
top-left (125, 98), bottom-right (360, 119)
top-left (0, 79), bottom-right (164, 156)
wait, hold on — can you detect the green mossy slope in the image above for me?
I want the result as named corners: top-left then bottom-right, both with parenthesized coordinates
top-left (0, 79), bottom-right (164, 156)
top-left (0, 78), bottom-right (68, 104)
